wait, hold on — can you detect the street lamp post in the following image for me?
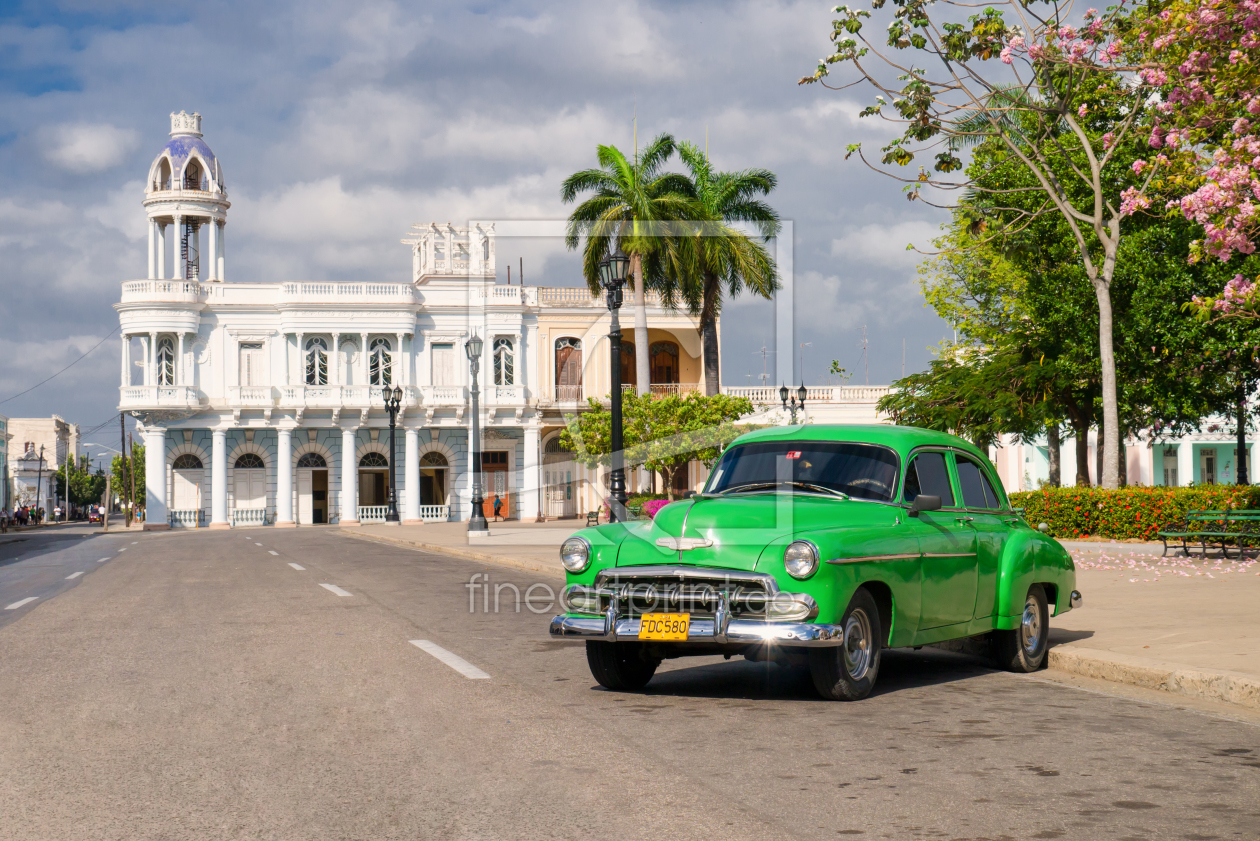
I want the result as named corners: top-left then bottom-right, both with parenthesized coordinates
top-left (383, 385), bottom-right (403, 523)
top-left (780, 383), bottom-right (808, 425)
top-left (600, 248), bottom-right (631, 522)
top-left (466, 333), bottom-right (489, 535)
top-left (35, 445), bottom-right (45, 524)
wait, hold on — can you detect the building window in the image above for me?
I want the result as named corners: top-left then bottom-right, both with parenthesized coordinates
top-left (234, 453), bottom-right (265, 469)
top-left (555, 337), bottom-right (582, 400)
top-left (420, 451), bottom-right (448, 505)
top-left (157, 337), bottom-right (175, 386)
top-left (370, 337), bottom-right (392, 386)
top-left (297, 452), bottom-right (326, 468)
top-left (172, 454), bottom-right (203, 469)
top-left (650, 341), bottom-right (679, 384)
top-left (239, 342), bottom-right (264, 387)
top-left (620, 342), bottom-right (636, 387)
top-left (305, 337), bottom-right (328, 385)
top-left (359, 452), bottom-right (389, 468)
top-left (494, 338), bottom-right (514, 386)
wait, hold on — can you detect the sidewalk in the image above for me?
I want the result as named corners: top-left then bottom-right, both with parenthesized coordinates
top-left (339, 524), bottom-right (1260, 711)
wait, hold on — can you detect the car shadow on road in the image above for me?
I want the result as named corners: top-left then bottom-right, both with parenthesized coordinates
top-left (626, 647), bottom-right (1001, 702)
top-left (1048, 628), bottom-right (1094, 646)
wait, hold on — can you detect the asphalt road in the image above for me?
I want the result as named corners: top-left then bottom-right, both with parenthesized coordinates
top-left (0, 526), bottom-right (1257, 841)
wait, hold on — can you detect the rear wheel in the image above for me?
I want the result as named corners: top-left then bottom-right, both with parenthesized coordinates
top-left (585, 641), bottom-right (660, 691)
top-left (992, 584), bottom-right (1049, 672)
top-left (808, 588), bottom-right (883, 701)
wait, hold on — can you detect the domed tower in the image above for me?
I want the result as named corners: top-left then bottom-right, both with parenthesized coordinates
top-left (142, 111), bottom-right (230, 281)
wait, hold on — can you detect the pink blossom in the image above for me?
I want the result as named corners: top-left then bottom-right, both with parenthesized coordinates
top-left (1078, 103), bottom-right (1089, 119)
top-left (1121, 187), bottom-right (1150, 216)
top-left (1000, 46), bottom-right (1014, 64)
top-left (1132, 159), bottom-right (1149, 174)
top-left (1102, 132), bottom-right (1116, 149)
top-left (1140, 68), bottom-right (1168, 86)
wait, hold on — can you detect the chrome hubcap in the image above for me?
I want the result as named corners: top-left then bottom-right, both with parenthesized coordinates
top-left (1020, 597), bottom-right (1042, 656)
top-left (843, 608), bottom-right (872, 680)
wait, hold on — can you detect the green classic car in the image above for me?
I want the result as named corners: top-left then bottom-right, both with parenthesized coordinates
top-left (549, 424), bottom-right (1081, 701)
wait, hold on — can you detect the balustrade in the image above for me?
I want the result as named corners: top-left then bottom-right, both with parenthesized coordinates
top-left (417, 505), bottom-right (450, 522)
top-left (230, 508), bottom-right (268, 527)
top-left (358, 505), bottom-right (389, 523)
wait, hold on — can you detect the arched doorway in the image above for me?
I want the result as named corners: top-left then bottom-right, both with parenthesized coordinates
top-left (555, 338), bottom-right (582, 401)
top-left (171, 453), bottom-right (203, 525)
top-left (620, 342), bottom-right (636, 389)
top-left (232, 453), bottom-right (266, 522)
top-left (650, 341), bottom-right (679, 390)
top-left (420, 452), bottom-right (448, 508)
top-left (543, 436), bottom-right (576, 519)
top-left (481, 450), bottom-right (510, 520)
top-left (358, 451), bottom-right (389, 517)
top-left (296, 452), bottom-right (328, 524)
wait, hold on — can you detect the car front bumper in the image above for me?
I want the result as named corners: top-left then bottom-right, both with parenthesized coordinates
top-left (549, 613), bottom-right (846, 646)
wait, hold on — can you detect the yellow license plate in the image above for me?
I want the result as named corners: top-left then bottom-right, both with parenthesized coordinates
top-left (638, 613), bottom-right (690, 641)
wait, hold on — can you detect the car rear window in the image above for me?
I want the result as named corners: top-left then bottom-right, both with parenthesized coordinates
top-left (705, 441), bottom-right (899, 501)
top-left (956, 456), bottom-right (1002, 509)
top-left (902, 451), bottom-right (955, 506)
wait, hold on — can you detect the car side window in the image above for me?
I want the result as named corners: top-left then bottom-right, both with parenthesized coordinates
top-left (903, 452), bottom-right (955, 507)
top-left (956, 456), bottom-right (1001, 509)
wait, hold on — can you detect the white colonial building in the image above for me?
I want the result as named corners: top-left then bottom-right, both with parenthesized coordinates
top-left (117, 112), bottom-right (720, 529)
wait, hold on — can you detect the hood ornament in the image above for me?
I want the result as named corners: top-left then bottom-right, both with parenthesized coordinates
top-left (655, 536), bottom-right (713, 551)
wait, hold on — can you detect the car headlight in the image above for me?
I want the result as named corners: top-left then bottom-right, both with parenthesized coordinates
top-left (560, 536), bottom-right (591, 573)
top-left (783, 540), bottom-right (819, 579)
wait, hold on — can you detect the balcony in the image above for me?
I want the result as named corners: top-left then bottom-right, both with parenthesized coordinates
top-left (419, 385), bottom-right (467, 407)
top-left (488, 385), bottom-right (527, 405)
top-left (228, 386), bottom-right (276, 407)
top-left (119, 385), bottom-right (203, 410)
top-left (279, 385), bottom-right (421, 409)
top-left (721, 385), bottom-right (892, 403)
top-left (537, 287), bottom-right (663, 308)
top-left (278, 282), bottom-right (417, 303)
top-left (621, 383), bottom-right (702, 397)
top-left (121, 280), bottom-right (204, 305)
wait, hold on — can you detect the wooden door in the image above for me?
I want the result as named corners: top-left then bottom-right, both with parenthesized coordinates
top-left (172, 470), bottom-right (202, 510)
top-left (234, 469), bottom-right (265, 509)
top-left (432, 344), bottom-right (457, 386)
top-left (555, 343), bottom-right (581, 401)
top-left (297, 469), bottom-right (313, 524)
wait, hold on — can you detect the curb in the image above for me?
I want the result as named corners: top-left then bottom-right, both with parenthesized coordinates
top-left (1048, 646), bottom-right (1260, 711)
top-left (338, 529), bottom-right (565, 579)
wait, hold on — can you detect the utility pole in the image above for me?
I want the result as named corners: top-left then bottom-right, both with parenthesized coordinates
top-left (120, 413), bottom-right (130, 528)
top-left (129, 432), bottom-right (137, 527)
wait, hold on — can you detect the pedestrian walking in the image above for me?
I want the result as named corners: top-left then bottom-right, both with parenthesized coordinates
top-left (493, 494), bottom-right (502, 521)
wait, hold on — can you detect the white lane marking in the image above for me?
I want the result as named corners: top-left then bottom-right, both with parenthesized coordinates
top-left (97, 557), bottom-right (110, 563)
top-left (131, 542), bottom-right (138, 545)
top-left (255, 543), bottom-right (263, 547)
top-left (288, 563), bottom-right (305, 570)
top-left (117, 548), bottom-right (126, 552)
top-left (319, 583), bottom-right (353, 597)
top-left (5, 597), bottom-right (38, 610)
top-left (409, 640), bottom-right (491, 680)
top-left (269, 550), bottom-right (279, 556)
top-left (66, 571), bottom-right (85, 580)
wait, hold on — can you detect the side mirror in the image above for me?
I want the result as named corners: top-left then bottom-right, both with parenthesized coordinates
top-left (681, 490), bottom-right (696, 499)
top-left (908, 494), bottom-right (942, 517)
top-left (1038, 522), bottom-right (1050, 534)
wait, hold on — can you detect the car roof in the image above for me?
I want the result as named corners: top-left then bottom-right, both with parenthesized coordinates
top-left (730, 424), bottom-right (986, 461)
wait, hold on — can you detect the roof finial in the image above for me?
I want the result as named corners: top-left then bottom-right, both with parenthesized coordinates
top-left (169, 111), bottom-right (203, 137)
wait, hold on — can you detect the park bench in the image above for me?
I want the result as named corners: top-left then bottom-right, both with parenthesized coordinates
top-left (1157, 509), bottom-right (1260, 557)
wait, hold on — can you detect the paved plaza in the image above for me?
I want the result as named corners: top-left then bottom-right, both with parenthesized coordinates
top-left (1, 525), bottom-right (1258, 839)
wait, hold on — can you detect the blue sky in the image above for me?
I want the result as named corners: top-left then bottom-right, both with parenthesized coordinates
top-left (0, 0), bottom-right (949, 433)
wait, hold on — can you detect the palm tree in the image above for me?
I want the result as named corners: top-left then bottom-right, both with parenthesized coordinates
top-left (561, 133), bottom-right (696, 395)
top-left (675, 142), bottom-right (781, 395)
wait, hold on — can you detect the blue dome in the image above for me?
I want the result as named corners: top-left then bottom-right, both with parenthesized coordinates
top-left (147, 112), bottom-right (225, 193)
top-left (160, 134), bottom-right (217, 176)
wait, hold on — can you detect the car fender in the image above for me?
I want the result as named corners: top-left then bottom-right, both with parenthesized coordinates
top-left (993, 531), bottom-right (1076, 630)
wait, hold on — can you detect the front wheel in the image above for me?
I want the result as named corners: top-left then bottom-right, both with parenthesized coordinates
top-left (808, 588), bottom-right (883, 701)
top-left (992, 584), bottom-right (1049, 672)
top-left (585, 641), bottom-right (660, 691)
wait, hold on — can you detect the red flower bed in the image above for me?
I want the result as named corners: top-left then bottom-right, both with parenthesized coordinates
top-left (1009, 485), bottom-right (1260, 541)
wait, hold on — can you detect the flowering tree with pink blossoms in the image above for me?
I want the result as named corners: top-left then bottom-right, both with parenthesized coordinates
top-left (1123, 0), bottom-right (1260, 320)
top-left (801, 1), bottom-right (1158, 488)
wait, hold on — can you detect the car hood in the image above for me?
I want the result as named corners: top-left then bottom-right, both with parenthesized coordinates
top-left (614, 493), bottom-right (897, 571)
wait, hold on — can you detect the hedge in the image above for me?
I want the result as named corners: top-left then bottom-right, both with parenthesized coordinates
top-left (1009, 485), bottom-right (1260, 541)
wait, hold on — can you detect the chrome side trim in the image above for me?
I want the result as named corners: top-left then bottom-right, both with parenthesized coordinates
top-left (922, 552), bottom-right (977, 558)
top-left (594, 565), bottom-right (780, 593)
top-left (655, 536), bottom-right (714, 551)
top-left (826, 553), bottom-right (921, 565)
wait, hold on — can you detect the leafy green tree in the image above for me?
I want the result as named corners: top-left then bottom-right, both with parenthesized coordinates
top-left (560, 392), bottom-right (753, 499)
top-left (673, 142), bottom-right (780, 395)
top-left (111, 444), bottom-right (145, 514)
top-left (562, 134), bottom-right (696, 394)
top-left (55, 456), bottom-right (108, 508)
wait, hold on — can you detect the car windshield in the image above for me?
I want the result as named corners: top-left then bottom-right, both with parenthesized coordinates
top-left (704, 440), bottom-right (899, 502)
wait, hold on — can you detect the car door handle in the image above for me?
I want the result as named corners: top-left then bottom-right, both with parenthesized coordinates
top-left (955, 516), bottom-right (975, 524)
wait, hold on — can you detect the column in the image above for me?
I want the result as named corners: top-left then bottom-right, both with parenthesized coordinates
top-left (177, 333), bottom-right (185, 386)
top-left (1177, 441), bottom-right (1194, 488)
top-left (395, 332), bottom-right (403, 387)
top-left (210, 429), bottom-right (229, 528)
top-left (217, 222), bottom-right (225, 282)
top-left (524, 425), bottom-right (542, 522)
top-left (143, 426), bottom-right (169, 530)
top-left (207, 218), bottom-right (219, 281)
top-left (173, 214), bottom-right (184, 279)
top-left (360, 332), bottom-right (369, 385)
top-left (149, 331), bottom-right (157, 387)
top-left (276, 427), bottom-right (295, 527)
top-left (158, 222), bottom-right (167, 279)
top-left (295, 332), bottom-right (304, 386)
top-left (332, 334), bottom-right (340, 386)
top-left (340, 427), bottom-right (359, 525)
top-left (403, 427), bottom-right (420, 523)
top-left (120, 333), bottom-right (129, 387)
top-left (148, 219), bottom-right (157, 278)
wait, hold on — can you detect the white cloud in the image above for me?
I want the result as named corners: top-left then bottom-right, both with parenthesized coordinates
top-left (40, 123), bottom-right (139, 173)
top-left (88, 181), bottom-right (148, 242)
top-left (831, 220), bottom-right (940, 269)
